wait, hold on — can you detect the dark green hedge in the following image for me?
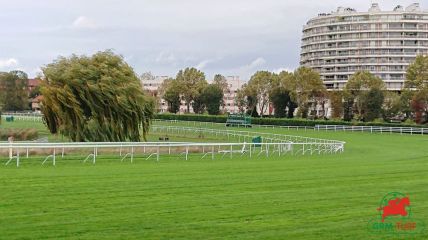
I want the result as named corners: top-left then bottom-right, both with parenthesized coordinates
top-left (154, 113), bottom-right (426, 128)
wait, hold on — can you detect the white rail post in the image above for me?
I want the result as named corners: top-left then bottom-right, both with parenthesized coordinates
top-left (16, 150), bottom-right (20, 167)
top-left (93, 147), bottom-right (96, 164)
top-left (131, 146), bottom-right (134, 163)
top-left (52, 148), bottom-right (56, 166)
top-left (157, 146), bottom-right (160, 162)
top-left (8, 136), bottom-right (13, 160)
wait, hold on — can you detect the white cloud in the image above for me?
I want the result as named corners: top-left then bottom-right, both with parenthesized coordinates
top-left (231, 57), bottom-right (267, 79)
top-left (195, 57), bottom-right (222, 70)
top-left (272, 67), bottom-right (294, 74)
top-left (72, 16), bottom-right (98, 29)
top-left (248, 57), bottom-right (266, 68)
top-left (155, 51), bottom-right (176, 64)
top-left (195, 59), bottom-right (212, 70)
top-left (0, 58), bottom-right (18, 69)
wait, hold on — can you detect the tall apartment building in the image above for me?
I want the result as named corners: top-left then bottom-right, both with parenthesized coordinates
top-left (300, 3), bottom-right (428, 90)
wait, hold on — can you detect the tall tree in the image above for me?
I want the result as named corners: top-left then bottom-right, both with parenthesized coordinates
top-left (405, 55), bottom-right (428, 124)
top-left (160, 78), bottom-right (181, 114)
top-left (382, 91), bottom-right (402, 121)
top-left (293, 67), bottom-right (326, 118)
top-left (0, 70), bottom-right (29, 111)
top-left (202, 84), bottom-right (223, 115)
top-left (213, 74), bottom-right (229, 92)
top-left (329, 91), bottom-right (343, 119)
top-left (344, 71), bottom-right (385, 121)
top-left (246, 71), bottom-right (274, 117)
top-left (175, 67), bottom-right (207, 113)
top-left (269, 71), bottom-right (295, 118)
top-left (235, 87), bottom-right (247, 114)
top-left (41, 50), bottom-right (154, 142)
top-left (363, 88), bottom-right (385, 122)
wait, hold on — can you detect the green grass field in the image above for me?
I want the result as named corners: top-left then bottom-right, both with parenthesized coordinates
top-left (1, 120), bottom-right (427, 239)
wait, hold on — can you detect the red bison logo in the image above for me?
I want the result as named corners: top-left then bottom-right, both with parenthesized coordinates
top-left (377, 197), bottom-right (410, 222)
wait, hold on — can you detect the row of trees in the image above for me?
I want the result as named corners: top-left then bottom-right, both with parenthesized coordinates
top-left (237, 67), bottom-right (326, 119)
top-left (234, 55), bottom-right (428, 124)
top-left (0, 70), bottom-right (30, 112)
top-left (154, 57), bottom-right (428, 125)
top-left (160, 68), bottom-right (226, 115)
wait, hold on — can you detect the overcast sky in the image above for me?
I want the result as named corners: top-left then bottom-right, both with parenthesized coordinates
top-left (0, 0), bottom-right (423, 79)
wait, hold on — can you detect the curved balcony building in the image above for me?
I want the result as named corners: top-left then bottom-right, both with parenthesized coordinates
top-left (300, 3), bottom-right (428, 90)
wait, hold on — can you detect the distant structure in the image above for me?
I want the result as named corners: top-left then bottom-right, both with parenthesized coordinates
top-left (220, 76), bottom-right (244, 114)
top-left (300, 3), bottom-right (428, 90)
top-left (141, 75), bottom-right (245, 114)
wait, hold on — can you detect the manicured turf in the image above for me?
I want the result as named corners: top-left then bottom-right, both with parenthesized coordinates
top-left (1, 120), bottom-right (427, 239)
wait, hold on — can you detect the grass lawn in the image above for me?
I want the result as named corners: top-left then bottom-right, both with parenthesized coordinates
top-left (0, 120), bottom-right (427, 239)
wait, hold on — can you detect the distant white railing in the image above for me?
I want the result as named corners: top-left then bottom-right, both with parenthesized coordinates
top-left (1, 140), bottom-right (345, 167)
top-left (153, 119), bottom-right (428, 135)
top-left (151, 125), bottom-right (344, 144)
top-left (1, 112), bottom-right (43, 122)
top-left (314, 125), bottom-right (428, 135)
top-left (2, 114), bottom-right (426, 135)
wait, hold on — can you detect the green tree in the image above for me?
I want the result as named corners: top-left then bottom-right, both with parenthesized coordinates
top-left (328, 91), bottom-right (343, 119)
top-left (213, 74), bottom-right (228, 92)
top-left (405, 55), bottom-right (428, 90)
top-left (246, 71), bottom-right (274, 117)
top-left (405, 55), bottom-right (428, 124)
top-left (175, 67), bottom-right (207, 113)
top-left (344, 71), bottom-right (385, 121)
top-left (399, 90), bottom-right (413, 119)
top-left (269, 71), bottom-right (295, 118)
top-left (293, 67), bottom-right (326, 118)
top-left (363, 88), bottom-right (385, 122)
top-left (0, 70), bottom-right (29, 111)
top-left (202, 84), bottom-right (223, 115)
top-left (235, 87), bottom-right (247, 114)
top-left (382, 92), bottom-right (402, 121)
top-left (161, 78), bottom-right (181, 114)
top-left (41, 50), bottom-right (154, 142)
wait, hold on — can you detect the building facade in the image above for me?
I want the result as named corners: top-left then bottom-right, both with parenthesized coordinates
top-left (300, 3), bottom-right (428, 90)
top-left (220, 76), bottom-right (245, 114)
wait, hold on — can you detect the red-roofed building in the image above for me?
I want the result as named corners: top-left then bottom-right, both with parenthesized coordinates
top-left (27, 78), bottom-right (42, 94)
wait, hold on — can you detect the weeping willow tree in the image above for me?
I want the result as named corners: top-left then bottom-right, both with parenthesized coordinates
top-left (41, 50), bottom-right (154, 142)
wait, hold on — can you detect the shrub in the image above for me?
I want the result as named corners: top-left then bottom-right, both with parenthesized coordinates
top-left (0, 128), bottom-right (39, 141)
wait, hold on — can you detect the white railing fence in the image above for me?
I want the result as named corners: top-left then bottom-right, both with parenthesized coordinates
top-left (151, 125), bottom-right (344, 145)
top-left (314, 125), bottom-right (428, 135)
top-left (1, 141), bottom-right (345, 167)
top-left (2, 114), bottom-right (426, 135)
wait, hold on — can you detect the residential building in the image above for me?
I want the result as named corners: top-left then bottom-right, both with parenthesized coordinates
top-left (300, 3), bottom-right (428, 90)
top-left (219, 76), bottom-right (245, 114)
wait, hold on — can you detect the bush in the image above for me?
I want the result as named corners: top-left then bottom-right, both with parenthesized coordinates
top-left (155, 113), bottom-right (428, 128)
top-left (0, 128), bottom-right (38, 141)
